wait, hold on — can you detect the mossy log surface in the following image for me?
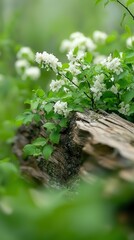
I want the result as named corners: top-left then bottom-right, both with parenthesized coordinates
top-left (13, 110), bottom-right (134, 185)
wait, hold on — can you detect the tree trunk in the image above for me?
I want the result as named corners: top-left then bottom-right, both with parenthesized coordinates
top-left (13, 110), bottom-right (134, 185)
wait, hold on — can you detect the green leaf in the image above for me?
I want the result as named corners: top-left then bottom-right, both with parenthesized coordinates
top-left (36, 89), bottom-right (45, 97)
top-left (23, 144), bottom-right (41, 156)
top-left (118, 78), bottom-right (131, 89)
top-left (66, 71), bottom-right (73, 81)
top-left (73, 47), bottom-right (79, 55)
top-left (30, 99), bottom-right (40, 110)
top-left (113, 50), bottom-right (120, 58)
top-left (33, 114), bottom-right (41, 123)
top-left (125, 51), bottom-right (134, 64)
top-left (19, 112), bottom-right (34, 124)
top-left (49, 131), bottom-right (60, 144)
top-left (44, 103), bottom-right (53, 113)
top-left (62, 63), bottom-right (69, 69)
top-left (125, 24), bottom-right (132, 36)
top-left (127, 0), bottom-right (134, 6)
top-left (123, 90), bottom-right (134, 103)
top-left (32, 137), bottom-right (47, 146)
top-left (84, 52), bottom-right (92, 63)
top-left (42, 145), bottom-right (53, 160)
top-left (128, 104), bottom-right (134, 114)
top-left (43, 122), bottom-right (56, 131)
top-left (59, 118), bottom-right (68, 127)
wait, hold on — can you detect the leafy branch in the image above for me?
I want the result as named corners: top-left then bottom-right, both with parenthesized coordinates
top-left (96, 0), bottom-right (134, 21)
top-left (116, 0), bottom-right (134, 20)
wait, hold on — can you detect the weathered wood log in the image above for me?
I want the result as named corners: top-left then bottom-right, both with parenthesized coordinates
top-left (13, 110), bottom-right (134, 185)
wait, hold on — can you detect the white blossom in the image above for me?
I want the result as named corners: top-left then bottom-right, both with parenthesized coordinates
top-left (110, 76), bottom-right (114, 82)
top-left (50, 79), bottom-right (65, 92)
top-left (90, 74), bottom-right (106, 101)
top-left (23, 67), bottom-right (41, 80)
top-left (60, 32), bottom-right (96, 53)
top-left (67, 49), bottom-right (85, 62)
top-left (101, 54), bottom-right (123, 75)
top-left (119, 102), bottom-right (130, 115)
top-left (70, 32), bottom-right (85, 40)
top-left (68, 62), bottom-right (81, 75)
top-left (93, 31), bottom-right (108, 44)
top-left (15, 59), bottom-right (30, 75)
top-left (126, 36), bottom-right (134, 48)
top-left (93, 55), bottom-right (106, 64)
top-left (35, 51), bottom-right (62, 73)
top-left (60, 39), bottom-right (72, 52)
top-left (110, 85), bottom-right (118, 94)
top-left (17, 47), bottom-right (34, 61)
top-left (35, 52), bottom-right (46, 64)
top-left (53, 101), bottom-right (69, 117)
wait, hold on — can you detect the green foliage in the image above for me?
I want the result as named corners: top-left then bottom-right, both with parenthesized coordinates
top-left (42, 144), bottom-right (54, 160)
top-left (19, 31), bottom-right (134, 160)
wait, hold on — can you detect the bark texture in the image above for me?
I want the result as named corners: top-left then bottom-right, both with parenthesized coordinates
top-left (13, 110), bottom-right (134, 185)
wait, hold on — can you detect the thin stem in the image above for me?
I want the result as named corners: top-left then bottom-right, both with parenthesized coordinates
top-left (116, 0), bottom-right (134, 20)
top-left (58, 71), bottom-right (92, 101)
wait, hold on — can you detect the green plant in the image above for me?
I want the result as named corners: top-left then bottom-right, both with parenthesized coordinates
top-left (17, 31), bottom-right (134, 160)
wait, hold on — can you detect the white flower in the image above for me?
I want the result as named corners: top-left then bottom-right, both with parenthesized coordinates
top-left (68, 62), bottom-right (81, 75)
top-left (67, 50), bottom-right (76, 62)
top-left (15, 59), bottom-right (30, 75)
top-left (84, 38), bottom-right (96, 52)
top-left (67, 49), bottom-right (85, 62)
top-left (17, 47), bottom-right (34, 61)
top-left (35, 52), bottom-right (45, 64)
top-left (93, 31), bottom-right (108, 44)
top-left (110, 85), bottom-right (118, 94)
top-left (126, 36), bottom-right (134, 48)
top-left (60, 39), bottom-right (72, 52)
top-left (53, 101), bottom-right (69, 117)
top-left (60, 32), bottom-right (96, 53)
top-left (50, 79), bottom-right (65, 92)
top-left (90, 74), bottom-right (106, 101)
top-left (101, 54), bottom-right (123, 75)
top-left (93, 55), bottom-right (106, 64)
top-left (35, 51), bottom-right (62, 73)
top-left (23, 67), bottom-right (41, 80)
top-left (110, 76), bottom-right (114, 82)
top-left (70, 32), bottom-right (85, 40)
top-left (119, 102), bottom-right (130, 115)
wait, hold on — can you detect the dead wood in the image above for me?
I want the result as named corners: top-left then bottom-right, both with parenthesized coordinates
top-left (13, 110), bottom-right (134, 185)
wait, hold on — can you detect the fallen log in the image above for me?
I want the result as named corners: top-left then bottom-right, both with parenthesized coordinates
top-left (13, 110), bottom-right (134, 185)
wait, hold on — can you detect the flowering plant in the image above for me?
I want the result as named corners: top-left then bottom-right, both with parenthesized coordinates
top-left (18, 31), bottom-right (134, 160)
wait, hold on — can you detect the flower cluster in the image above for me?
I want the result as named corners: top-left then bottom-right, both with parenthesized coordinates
top-left (53, 101), bottom-right (69, 117)
top-left (15, 47), bottom-right (41, 81)
top-left (101, 54), bottom-right (123, 75)
top-left (20, 31), bottom-right (134, 160)
top-left (60, 31), bottom-right (96, 53)
top-left (35, 51), bottom-right (62, 73)
top-left (90, 74), bottom-right (106, 101)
